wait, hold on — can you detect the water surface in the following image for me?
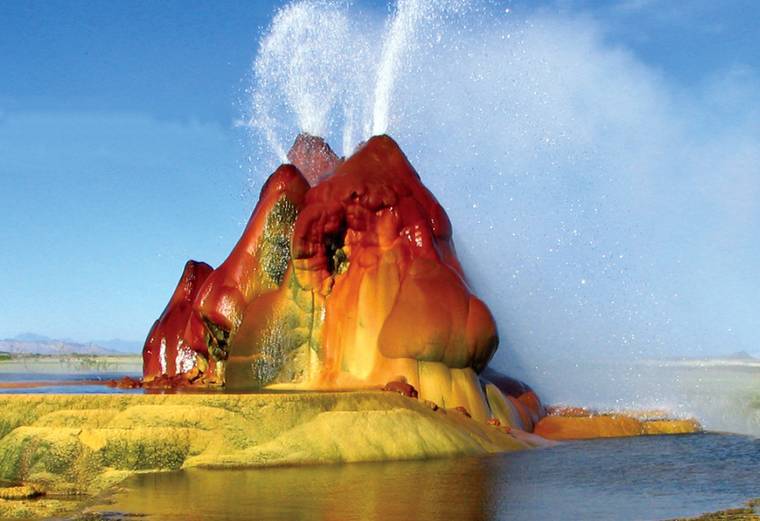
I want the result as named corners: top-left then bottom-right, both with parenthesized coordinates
top-left (97, 433), bottom-right (759, 521)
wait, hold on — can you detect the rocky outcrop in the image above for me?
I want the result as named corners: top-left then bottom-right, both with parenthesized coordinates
top-left (143, 260), bottom-right (214, 381)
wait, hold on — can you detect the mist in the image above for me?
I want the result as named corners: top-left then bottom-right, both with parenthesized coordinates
top-left (243, 0), bottom-right (760, 414)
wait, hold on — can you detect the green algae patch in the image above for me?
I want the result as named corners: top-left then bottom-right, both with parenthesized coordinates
top-left (0, 484), bottom-right (43, 500)
top-left (32, 409), bottom-right (119, 429)
top-left (0, 391), bottom-right (530, 519)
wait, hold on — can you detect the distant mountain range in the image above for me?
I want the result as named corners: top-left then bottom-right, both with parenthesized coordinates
top-left (647, 350), bottom-right (760, 369)
top-left (0, 333), bottom-right (142, 356)
top-left (685, 350), bottom-right (759, 361)
top-left (722, 350), bottom-right (758, 360)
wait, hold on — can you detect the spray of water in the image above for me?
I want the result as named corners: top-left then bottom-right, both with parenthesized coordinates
top-left (244, 0), bottom-right (760, 434)
top-left (371, 0), bottom-right (462, 134)
top-left (248, 1), bottom-right (371, 161)
top-left (248, 0), bottom-right (469, 157)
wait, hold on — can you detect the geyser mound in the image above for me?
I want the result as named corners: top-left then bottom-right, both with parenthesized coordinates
top-left (143, 134), bottom-right (546, 427)
top-left (141, 133), bottom-right (699, 440)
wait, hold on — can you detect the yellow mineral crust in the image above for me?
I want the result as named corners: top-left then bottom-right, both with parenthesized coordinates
top-left (533, 413), bottom-right (701, 441)
top-left (267, 361), bottom-right (499, 425)
top-left (0, 391), bottom-right (533, 519)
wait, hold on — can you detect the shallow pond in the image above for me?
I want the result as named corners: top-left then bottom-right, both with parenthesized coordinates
top-left (93, 433), bottom-right (759, 521)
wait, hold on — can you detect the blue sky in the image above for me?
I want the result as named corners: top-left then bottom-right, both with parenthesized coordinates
top-left (0, 0), bottom-right (758, 356)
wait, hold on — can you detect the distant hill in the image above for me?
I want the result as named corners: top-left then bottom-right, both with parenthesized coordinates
top-left (723, 350), bottom-right (757, 360)
top-left (13, 332), bottom-right (54, 342)
top-left (0, 334), bottom-right (143, 356)
top-left (0, 339), bottom-right (117, 356)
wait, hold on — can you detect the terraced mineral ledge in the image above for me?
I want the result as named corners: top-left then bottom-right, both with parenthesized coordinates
top-left (0, 391), bottom-right (520, 519)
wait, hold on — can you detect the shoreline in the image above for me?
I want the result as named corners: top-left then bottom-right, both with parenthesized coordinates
top-left (669, 499), bottom-right (760, 520)
top-left (0, 391), bottom-right (732, 520)
top-left (0, 391), bottom-right (532, 519)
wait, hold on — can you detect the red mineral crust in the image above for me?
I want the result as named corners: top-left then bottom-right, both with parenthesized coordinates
top-left (191, 164), bottom-right (310, 369)
top-left (286, 133), bottom-right (341, 186)
top-left (289, 135), bottom-right (496, 375)
top-left (143, 260), bottom-right (213, 381)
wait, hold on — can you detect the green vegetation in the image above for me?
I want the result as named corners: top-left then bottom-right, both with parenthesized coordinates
top-left (250, 317), bottom-right (305, 386)
top-left (60, 354), bottom-right (119, 372)
top-left (0, 355), bottom-right (142, 376)
top-left (258, 195), bottom-right (298, 287)
top-left (332, 247), bottom-right (349, 275)
top-left (204, 318), bottom-right (231, 363)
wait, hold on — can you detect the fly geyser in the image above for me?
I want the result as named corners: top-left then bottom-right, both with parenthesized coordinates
top-left (143, 134), bottom-right (540, 426)
top-left (140, 133), bottom-right (702, 446)
top-left (0, 138), bottom-right (700, 521)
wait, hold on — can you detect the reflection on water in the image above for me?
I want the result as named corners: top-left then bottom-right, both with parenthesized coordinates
top-left (98, 433), bottom-right (760, 521)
